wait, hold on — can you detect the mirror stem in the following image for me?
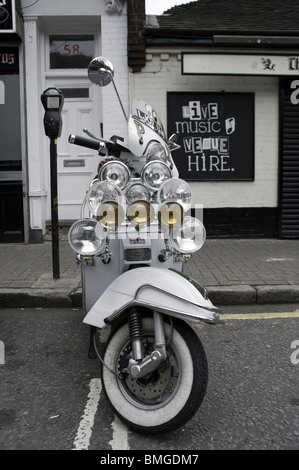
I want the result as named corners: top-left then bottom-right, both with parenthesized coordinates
top-left (111, 77), bottom-right (128, 122)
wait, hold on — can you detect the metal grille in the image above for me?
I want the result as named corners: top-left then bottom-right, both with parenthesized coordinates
top-left (124, 248), bottom-right (151, 261)
top-left (279, 79), bottom-right (299, 238)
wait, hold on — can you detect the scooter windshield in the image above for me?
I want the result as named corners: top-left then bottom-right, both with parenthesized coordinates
top-left (128, 100), bottom-right (168, 157)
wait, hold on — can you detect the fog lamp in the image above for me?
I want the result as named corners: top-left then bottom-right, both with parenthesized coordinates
top-left (97, 201), bottom-right (125, 229)
top-left (99, 160), bottom-right (130, 189)
top-left (125, 183), bottom-right (150, 204)
top-left (127, 200), bottom-right (154, 227)
top-left (86, 181), bottom-right (124, 216)
top-left (158, 202), bottom-right (183, 228)
top-left (145, 141), bottom-right (167, 163)
top-left (158, 178), bottom-right (192, 211)
top-left (172, 217), bottom-right (206, 253)
top-left (68, 218), bottom-right (105, 256)
top-left (141, 160), bottom-right (171, 191)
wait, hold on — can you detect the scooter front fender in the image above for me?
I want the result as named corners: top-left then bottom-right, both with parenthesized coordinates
top-left (83, 267), bottom-right (219, 328)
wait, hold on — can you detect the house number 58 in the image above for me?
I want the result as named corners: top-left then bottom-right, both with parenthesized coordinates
top-left (64, 44), bottom-right (80, 56)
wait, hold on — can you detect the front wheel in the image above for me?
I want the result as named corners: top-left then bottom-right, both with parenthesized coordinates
top-left (100, 316), bottom-right (208, 434)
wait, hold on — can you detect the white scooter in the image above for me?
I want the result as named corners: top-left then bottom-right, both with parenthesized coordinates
top-left (68, 57), bottom-right (220, 434)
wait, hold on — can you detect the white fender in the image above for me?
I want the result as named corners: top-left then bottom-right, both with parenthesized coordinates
top-left (83, 267), bottom-right (219, 328)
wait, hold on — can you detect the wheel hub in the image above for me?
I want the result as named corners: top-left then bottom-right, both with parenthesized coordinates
top-left (125, 361), bottom-right (171, 398)
top-left (117, 339), bottom-right (172, 399)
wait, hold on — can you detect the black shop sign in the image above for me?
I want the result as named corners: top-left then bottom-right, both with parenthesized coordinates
top-left (167, 92), bottom-right (254, 181)
top-left (0, 0), bottom-right (14, 32)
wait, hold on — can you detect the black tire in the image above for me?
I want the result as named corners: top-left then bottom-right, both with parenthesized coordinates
top-left (100, 316), bottom-right (208, 434)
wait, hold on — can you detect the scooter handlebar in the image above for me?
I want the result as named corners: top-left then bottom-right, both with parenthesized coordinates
top-left (69, 134), bottom-right (104, 152)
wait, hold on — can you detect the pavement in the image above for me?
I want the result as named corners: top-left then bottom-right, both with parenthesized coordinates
top-left (0, 238), bottom-right (299, 308)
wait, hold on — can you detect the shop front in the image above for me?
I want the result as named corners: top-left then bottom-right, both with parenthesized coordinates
top-left (131, 48), bottom-right (280, 237)
top-left (132, 49), bottom-right (299, 238)
top-left (0, 1), bottom-right (26, 242)
top-left (179, 52), bottom-right (299, 238)
top-left (134, 0), bottom-right (299, 238)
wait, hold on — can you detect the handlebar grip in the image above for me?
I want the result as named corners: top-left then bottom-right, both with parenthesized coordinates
top-left (69, 134), bottom-right (103, 151)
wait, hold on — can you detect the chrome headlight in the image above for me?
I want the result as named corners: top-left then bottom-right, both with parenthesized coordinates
top-left (99, 160), bottom-right (130, 189)
top-left (141, 160), bottom-right (171, 191)
top-left (97, 201), bottom-right (125, 229)
top-left (86, 181), bottom-right (125, 228)
top-left (172, 216), bottom-right (206, 253)
top-left (68, 218), bottom-right (105, 256)
top-left (158, 202), bottom-right (183, 228)
top-left (145, 141), bottom-right (167, 163)
top-left (127, 200), bottom-right (154, 227)
top-left (125, 183), bottom-right (150, 204)
top-left (158, 178), bottom-right (192, 212)
top-left (86, 180), bottom-right (124, 215)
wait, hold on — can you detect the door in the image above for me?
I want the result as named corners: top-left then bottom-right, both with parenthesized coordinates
top-left (279, 78), bottom-right (299, 238)
top-left (46, 33), bottom-right (100, 221)
top-left (48, 79), bottom-right (102, 221)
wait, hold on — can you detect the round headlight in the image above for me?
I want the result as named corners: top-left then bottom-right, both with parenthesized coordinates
top-left (158, 202), bottom-right (183, 228)
top-left (172, 217), bottom-right (206, 253)
top-left (158, 178), bottom-right (192, 212)
top-left (141, 161), bottom-right (171, 191)
top-left (86, 181), bottom-right (124, 216)
top-left (99, 160), bottom-right (130, 189)
top-left (145, 141), bottom-right (167, 163)
top-left (125, 183), bottom-right (150, 204)
top-left (68, 218), bottom-right (105, 256)
top-left (97, 201), bottom-right (125, 229)
top-left (127, 200), bottom-right (154, 227)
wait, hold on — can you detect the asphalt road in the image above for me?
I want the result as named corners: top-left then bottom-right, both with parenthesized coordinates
top-left (0, 304), bottom-right (299, 451)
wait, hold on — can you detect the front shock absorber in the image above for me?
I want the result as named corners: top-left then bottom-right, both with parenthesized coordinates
top-left (128, 308), bottom-right (144, 361)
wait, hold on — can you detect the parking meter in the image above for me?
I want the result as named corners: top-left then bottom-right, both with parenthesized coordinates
top-left (41, 87), bottom-right (64, 139)
top-left (40, 88), bottom-right (64, 279)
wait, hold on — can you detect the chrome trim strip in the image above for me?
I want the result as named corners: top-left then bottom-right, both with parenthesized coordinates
top-left (105, 298), bottom-right (219, 325)
top-left (134, 283), bottom-right (217, 312)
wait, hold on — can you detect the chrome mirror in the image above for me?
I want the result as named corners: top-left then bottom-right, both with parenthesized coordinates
top-left (88, 57), bottom-right (114, 87)
top-left (88, 56), bottom-right (128, 122)
top-left (167, 134), bottom-right (180, 151)
top-left (168, 134), bottom-right (178, 144)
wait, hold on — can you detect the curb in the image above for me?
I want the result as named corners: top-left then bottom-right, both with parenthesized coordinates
top-left (1, 285), bottom-right (299, 308)
top-left (0, 288), bottom-right (77, 309)
top-left (207, 285), bottom-right (299, 305)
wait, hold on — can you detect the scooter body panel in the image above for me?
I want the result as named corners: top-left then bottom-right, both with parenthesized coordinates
top-left (83, 266), bottom-right (218, 328)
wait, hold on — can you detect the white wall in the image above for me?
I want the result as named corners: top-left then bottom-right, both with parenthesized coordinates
top-left (20, 0), bottom-right (105, 17)
top-left (131, 50), bottom-right (279, 209)
top-left (101, 13), bottom-right (129, 142)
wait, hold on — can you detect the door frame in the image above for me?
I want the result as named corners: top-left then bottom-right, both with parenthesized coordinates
top-left (42, 26), bottom-right (101, 222)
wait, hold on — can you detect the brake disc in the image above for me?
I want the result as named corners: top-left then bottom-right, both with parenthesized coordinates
top-left (117, 340), bottom-right (172, 399)
top-left (125, 361), bottom-right (171, 399)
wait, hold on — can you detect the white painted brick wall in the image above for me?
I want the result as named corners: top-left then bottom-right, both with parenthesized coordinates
top-left (101, 13), bottom-right (129, 143)
top-left (132, 50), bottom-right (279, 209)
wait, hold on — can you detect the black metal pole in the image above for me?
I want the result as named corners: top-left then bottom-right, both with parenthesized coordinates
top-left (49, 138), bottom-right (60, 279)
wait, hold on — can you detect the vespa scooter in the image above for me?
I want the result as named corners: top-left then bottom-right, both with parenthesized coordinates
top-left (68, 57), bottom-right (219, 434)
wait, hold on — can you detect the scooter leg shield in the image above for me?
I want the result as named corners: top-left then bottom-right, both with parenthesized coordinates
top-left (83, 266), bottom-right (219, 329)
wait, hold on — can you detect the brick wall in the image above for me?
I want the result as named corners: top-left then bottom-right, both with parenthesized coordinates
top-left (127, 0), bottom-right (146, 72)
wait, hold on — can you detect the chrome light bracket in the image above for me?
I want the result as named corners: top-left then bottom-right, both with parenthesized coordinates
top-left (100, 242), bottom-right (112, 264)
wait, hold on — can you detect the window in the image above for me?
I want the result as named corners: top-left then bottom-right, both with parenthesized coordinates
top-left (49, 35), bottom-right (94, 69)
top-left (59, 88), bottom-right (89, 99)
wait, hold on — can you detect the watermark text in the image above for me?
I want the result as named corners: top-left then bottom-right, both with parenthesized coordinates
top-left (0, 340), bottom-right (4, 365)
top-left (291, 340), bottom-right (299, 365)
